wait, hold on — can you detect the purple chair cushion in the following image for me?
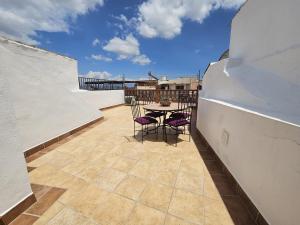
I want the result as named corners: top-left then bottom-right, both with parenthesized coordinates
top-left (135, 116), bottom-right (158, 125)
top-left (167, 118), bottom-right (190, 127)
top-left (145, 111), bottom-right (164, 118)
top-left (164, 117), bottom-right (178, 124)
top-left (170, 112), bottom-right (191, 119)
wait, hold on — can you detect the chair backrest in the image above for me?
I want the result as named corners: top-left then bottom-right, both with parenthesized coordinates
top-left (178, 94), bottom-right (192, 119)
top-left (130, 97), bottom-right (141, 119)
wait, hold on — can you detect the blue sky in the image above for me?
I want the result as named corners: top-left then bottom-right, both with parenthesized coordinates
top-left (0, 0), bottom-right (244, 80)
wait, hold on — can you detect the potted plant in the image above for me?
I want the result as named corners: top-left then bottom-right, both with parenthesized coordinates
top-left (160, 97), bottom-right (171, 106)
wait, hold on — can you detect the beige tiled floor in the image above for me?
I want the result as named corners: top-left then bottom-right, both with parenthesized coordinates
top-left (27, 106), bottom-right (251, 225)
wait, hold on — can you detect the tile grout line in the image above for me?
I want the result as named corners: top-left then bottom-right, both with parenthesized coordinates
top-left (162, 160), bottom-right (182, 225)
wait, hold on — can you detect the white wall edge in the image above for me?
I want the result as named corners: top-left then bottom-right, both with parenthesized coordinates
top-left (0, 192), bottom-right (33, 217)
top-left (199, 97), bottom-right (300, 128)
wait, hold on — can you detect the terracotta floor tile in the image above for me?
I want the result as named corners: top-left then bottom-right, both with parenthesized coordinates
top-left (122, 149), bottom-right (145, 160)
top-left (175, 171), bottom-right (204, 195)
top-left (28, 151), bottom-right (72, 169)
top-left (156, 158), bottom-right (182, 171)
top-left (203, 177), bottom-right (222, 200)
top-left (150, 169), bottom-right (178, 187)
top-left (168, 189), bottom-right (205, 225)
top-left (92, 193), bottom-right (135, 225)
top-left (204, 198), bottom-right (232, 220)
top-left (29, 165), bottom-right (57, 181)
top-left (46, 152), bottom-right (75, 169)
top-left (10, 214), bottom-right (39, 225)
top-left (29, 164), bottom-right (74, 187)
top-left (26, 187), bottom-right (65, 216)
top-left (115, 175), bottom-right (147, 200)
top-left (58, 177), bottom-right (89, 204)
top-left (24, 106), bottom-right (254, 225)
top-left (32, 201), bottom-right (64, 225)
top-left (125, 204), bottom-right (165, 225)
top-left (46, 207), bottom-right (96, 225)
top-left (30, 183), bottom-right (52, 200)
top-left (165, 215), bottom-right (196, 225)
top-left (129, 161), bottom-right (155, 180)
top-left (65, 184), bottom-right (109, 218)
top-left (94, 168), bottom-right (127, 191)
top-left (140, 183), bottom-right (173, 212)
top-left (74, 165), bottom-right (105, 182)
top-left (94, 153), bottom-right (119, 168)
top-left (61, 160), bottom-right (88, 175)
top-left (112, 157), bottom-right (138, 172)
top-left (180, 160), bottom-right (204, 176)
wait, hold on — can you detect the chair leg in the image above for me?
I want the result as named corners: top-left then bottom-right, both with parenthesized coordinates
top-left (188, 124), bottom-right (191, 142)
top-left (142, 125), bottom-right (144, 143)
top-left (156, 124), bottom-right (158, 140)
top-left (176, 127), bottom-right (178, 147)
top-left (134, 122), bottom-right (135, 137)
top-left (165, 126), bottom-right (168, 142)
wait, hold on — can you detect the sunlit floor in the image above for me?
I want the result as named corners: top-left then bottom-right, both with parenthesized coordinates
top-left (21, 106), bottom-right (254, 225)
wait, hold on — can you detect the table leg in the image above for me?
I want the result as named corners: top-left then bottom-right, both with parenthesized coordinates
top-left (162, 112), bottom-right (167, 141)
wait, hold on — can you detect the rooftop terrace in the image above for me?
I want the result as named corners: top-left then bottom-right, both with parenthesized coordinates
top-left (16, 106), bottom-right (255, 225)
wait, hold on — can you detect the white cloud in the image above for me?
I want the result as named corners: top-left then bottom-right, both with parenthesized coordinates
top-left (112, 75), bottom-right (125, 81)
top-left (103, 33), bottom-right (140, 59)
top-left (132, 54), bottom-right (151, 65)
top-left (90, 54), bottom-right (112, 62)
top-left (92, 38), bottom-right (101, 46)
top-left (136, 0), bottom-right (246, 39)
top-left (103, 33), bottom-right (151, 66)
top-left (0, 0), bottom-right (104, 45)
top-left (84, 71), bottom-right (112, 80)
top-left (114, 14), bottom-right (138, 29)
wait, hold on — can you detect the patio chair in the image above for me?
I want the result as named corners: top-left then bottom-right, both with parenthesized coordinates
top-left (165, 102), bottom-right (192, 146)
top-left (131, 98), bottom-right (158, 143)
top-left (169, 94), bottom-right (192, 120)
top-left (137, 95), bottom-right (164, 123)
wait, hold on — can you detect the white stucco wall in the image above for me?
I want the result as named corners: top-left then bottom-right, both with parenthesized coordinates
top-left (0, 37), bottom-right (125, 216)
top-left (74, 89), bottom-right (124, 109)
top-left (0, 68), bottom-right (32, 216)
top-left (0, 37), bottom-right (102, 151)
top-left (197, 98), bottom-right (300, 225)
top-left (201, 0), bottom-right (300, 125)
top-left (197, 0), bottom-right (300, 224)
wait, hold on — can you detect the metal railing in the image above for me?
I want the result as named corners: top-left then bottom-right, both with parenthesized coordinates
top-left (125, 89), bottom-right (198, 106)
top-left (78, 77), bottom-right (124, 90)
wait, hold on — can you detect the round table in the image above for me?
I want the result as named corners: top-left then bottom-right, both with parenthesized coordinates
top-left (143, 102), bottom-right (181, 113)
top-left (143, 103), bottom-right (183, 140)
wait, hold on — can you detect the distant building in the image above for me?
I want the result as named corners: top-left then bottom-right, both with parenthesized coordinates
top-left (158, 76), bottom-right (201, 90)
top-left (135, 72), bottom-right (158, 90)
top-left (135, 80), bottom-right (157, 90)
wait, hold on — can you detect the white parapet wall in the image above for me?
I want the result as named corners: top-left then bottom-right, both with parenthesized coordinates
top-left (0, 68), bottom-right (32, 216)
top-left (74, 89), bottom-right (124, 110)
top-left (197, 98), bottom-right (300, 225)
top-left (0, 36), bottom-right (125, 216)
top-left (197, 0), bottom-right (300, 224)
top-left (0, 36), bottom-right (109, 152)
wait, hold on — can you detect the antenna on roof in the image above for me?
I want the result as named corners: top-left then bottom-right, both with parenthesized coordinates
top-left (148, 71), bottom-right (159, 81)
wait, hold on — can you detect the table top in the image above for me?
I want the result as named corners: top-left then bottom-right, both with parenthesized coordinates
top-left (143, 103), bottom-right (181, 112)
